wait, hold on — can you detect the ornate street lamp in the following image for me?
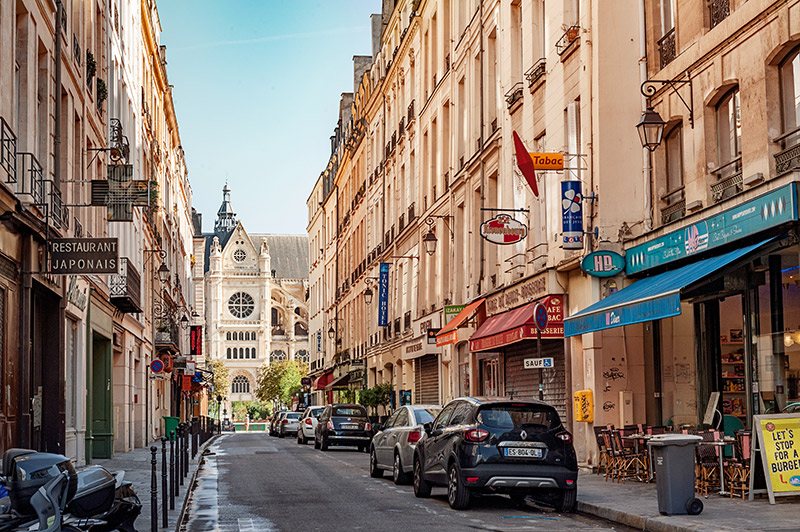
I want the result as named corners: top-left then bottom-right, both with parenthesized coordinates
top-left (423, 230), bottom-right (438, 256)
top-left (636, 107), bottom-right (666, 152)
top-left (157, 262), bottom-right (170, 283)
top-left (363, 287), bottom-right (374, 305)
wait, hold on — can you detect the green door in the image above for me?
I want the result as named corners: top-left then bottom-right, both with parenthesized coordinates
top-left (90, 333), bottom-right (113, 459)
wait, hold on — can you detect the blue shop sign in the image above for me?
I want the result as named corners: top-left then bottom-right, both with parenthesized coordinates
top-left (626, 183), bottom-right (799, 275)
top-left (581, 251), bottom-right (626, 278)
top-left (378, 262), bottom-right (390, 327)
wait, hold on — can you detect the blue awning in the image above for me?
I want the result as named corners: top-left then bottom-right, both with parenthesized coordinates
top-left (564, 238), bottom-right (775, 337)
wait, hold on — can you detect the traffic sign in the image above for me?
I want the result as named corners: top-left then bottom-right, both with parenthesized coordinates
top-left (533, 302), bottom-right (549, 331)
top-left (524, 357), bottom-right (554, 369)
top-left (150, 359), bottom-right (164, 373)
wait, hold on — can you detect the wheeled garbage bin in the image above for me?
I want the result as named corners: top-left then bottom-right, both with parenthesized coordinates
top-left (647, 434), bottom-right (703, 515)
top-left (163, 416), bottom-right (180, 441)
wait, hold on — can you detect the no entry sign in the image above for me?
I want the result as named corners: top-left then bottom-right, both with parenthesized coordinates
top-left (150, 359), bottom-right (164, 373)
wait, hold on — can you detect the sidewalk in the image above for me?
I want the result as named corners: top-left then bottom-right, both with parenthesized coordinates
top-left (577, 471), bottom-right (800, 532)
top-left (93, 434), bottom-right (218, 532)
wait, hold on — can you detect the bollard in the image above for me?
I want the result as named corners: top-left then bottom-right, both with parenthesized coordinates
top-left (150, 446), bottom-right (157, 532)
top-left (169, 430), bottom-right (175, 510)
top-left (178, 424), bottom-right (185, 487)
top-left (161, 437), bottom-right (168, 528)
top-left (192, 419), bottom-right (198, 459)
top-left (183, 423), bottom-right (190, 477)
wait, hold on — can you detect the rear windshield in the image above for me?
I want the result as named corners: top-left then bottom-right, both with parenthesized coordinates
top-left (477, 404), bottom-right (559, 432)
top-left (285, 413), bottom-right (301, 420)
top-left (414, 408), bottom-right (440, 425)
top-left (310, 408), bottom-right (324, 418)
top-left (333, 406), bottom-right (367, 417)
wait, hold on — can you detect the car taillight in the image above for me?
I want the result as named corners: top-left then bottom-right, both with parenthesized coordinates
top-left (407, 430), bottom-right (421, 444)
top-left (327, 420), bottom-right (334, 430)
top-left (305, 418), bottom-right (312, 425)
top-left (557, 431), bottom-right (573, 444)
top-left (282, 419), bottom-right (288, 424)
top-left (463, 429), bottom-right (489, 442)
top-left (365, 422), bottom-right (372, 432)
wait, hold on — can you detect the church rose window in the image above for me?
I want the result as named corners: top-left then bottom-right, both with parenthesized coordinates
top-left (233, 249), bottom-right (246, 262)
top-left (228, 292), bottom-right (254, 319)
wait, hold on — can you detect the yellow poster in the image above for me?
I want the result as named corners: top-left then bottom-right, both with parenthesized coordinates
top-left (760, 417), bottom-right (800, 493)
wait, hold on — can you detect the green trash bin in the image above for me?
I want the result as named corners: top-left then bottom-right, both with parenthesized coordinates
top-left (163, 416), bottom-right (180, 440)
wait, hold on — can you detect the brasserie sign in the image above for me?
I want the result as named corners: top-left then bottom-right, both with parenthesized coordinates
top-left (49, 238), bottom-right (119, 275)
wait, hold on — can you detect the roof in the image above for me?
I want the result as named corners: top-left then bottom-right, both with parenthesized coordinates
top-left (200, 232), bottom-right (308, 279)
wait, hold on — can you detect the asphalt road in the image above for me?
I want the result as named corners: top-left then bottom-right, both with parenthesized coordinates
top-left (179, 432), bottom-right (635, 532)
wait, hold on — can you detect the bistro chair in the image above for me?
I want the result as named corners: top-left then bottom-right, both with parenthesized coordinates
top-left (695, 430), bottom-right (721, 496)
top-left (601, 429), bottom-right (618, 482)
top-left (611, 427), bottom-right (648, 483)
top-left (593, 425), bottom-right (611, 477)
top-left (726, 429), bottom-right (752, 499)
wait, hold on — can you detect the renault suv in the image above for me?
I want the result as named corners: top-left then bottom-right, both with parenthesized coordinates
top-left (412, 397), bottom-right (577, 511)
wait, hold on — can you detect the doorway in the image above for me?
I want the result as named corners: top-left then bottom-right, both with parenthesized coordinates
top-left (90, 333), bottom-right (113, 459)
top-left (30, 286), bottom-right (62, 453)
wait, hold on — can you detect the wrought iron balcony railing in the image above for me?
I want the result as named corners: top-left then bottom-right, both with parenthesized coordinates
top-left (1, 117), bottom-right (16, 184)
top-left (658, 29), bottom-right (676, 69)
top-left (556, 25), bottom-right (581, 58)
top-left (710, 0), bottom-right (730, 28)
top-left (774, 141), bottom-right (800, 175)
top-left (525, 59), bottom-right (546, 88)
top-left (154, 317), bottom-right (179, 352)
top-left (110, 257), bottom-right (143, 313)
top-left (16, 152), bottom-right (44, 205)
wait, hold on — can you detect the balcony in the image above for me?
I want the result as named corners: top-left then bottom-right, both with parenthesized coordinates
top-left (658, 29), bottom-right (676, 69)
top-left (398, 213), bottom-right (405, 233)
top-left (710, 0), bottom-right (730, 29)
top-left (660, 187), bottom-right (686, 225)
top-left (407, 100), bottom-right (415, 123)
top-left (110, 258), bottom-right (143, 313)
top-left (525, 59), bottom-right (546, 90)
top-left (154, 318), bottom-right (179, 353)
top-left (711, 158), bottom-right (743, 203)
top-left (1, 117), bottom-right (17, 184)
top-left (408, 202), bottom-right (416, 222)
top-left (504, 82), bottom-right (524, 109)
top-left (16, 152), bottom-right (44, 205)
top-left (404, 311), bottom-right (411, 331)
top-left (774, 141), bottom-right (800, 175)
top-left (556, 25), bottom-right (581, 58)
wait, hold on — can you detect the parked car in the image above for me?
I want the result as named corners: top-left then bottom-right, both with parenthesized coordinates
top-left (370, 405), bottom-right (441, 484)
top-left (297, 406), bottom-right (325, 445)
top-left (314, 404), bottom-right (372, 452)
top-left (278, 412), bottom-right (302, 437)
top-left (269, 411), bottom-right (288, 436)
top-left (412, 397), bottom-right (577, 512)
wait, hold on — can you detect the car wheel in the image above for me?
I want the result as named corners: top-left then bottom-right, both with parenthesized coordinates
top-left (554, 488), bottom-right (577, 513)
top-left (278, 431), bottom-right (284, 438)
top-left (413, 457), bottom-right (431, 498)
top-left (369, 448), bottom-right (384, 478)
top-left (320, 437), bottom-right (329, 451)
top-left (314, 437), bottom-right (320, 450)
top-left (447, 462), bottom-right (471, 510)
top-left (297, 432), bottom-right (304, 445)
top-left (393, 452), bottom-right (410, 485)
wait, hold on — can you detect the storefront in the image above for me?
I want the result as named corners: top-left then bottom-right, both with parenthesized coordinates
top-left (566, 182), bottom-right (800, 430)
top-left (436, 299), bottom-right (485, 399)
top-left (404, 314), bottom-right (443, 405)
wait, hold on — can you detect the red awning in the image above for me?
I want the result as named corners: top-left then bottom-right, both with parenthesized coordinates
top-left (313, 369), bottom-right (334, 390)
top-left (469, 296), bottom-right (564, 352)
top-left (436, 299), bottom-right (485, 347)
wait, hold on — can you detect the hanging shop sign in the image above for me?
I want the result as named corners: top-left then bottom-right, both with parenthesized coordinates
top-left (159, 354), bottom-right (173, 373)
top-left (181, 375), bottom-right (192, 392)
top-left (627, 182), bottom-right (799, 275)
top-left (49, 238), bottom-right (118, 274)
top-left (480, 214), bottom-right (528, 245)
top-left (485, 270), bottom-right (560, 316)
top-left (378, 262), bottom-right (390, 327)
top-left (185, 361), bottom-right (196, 375)
top-left (561, 181), bottom-right (584, 249)
top-left (65, 275), bottom-right (88, 311)
top-left (444, 305), bottom-right (466, 323)
top-left (581, 251), bottom-right (626, 278)
top-left (528, 153), bottom-right (564, 170)
top-left (190, 325), bottom-right (202, 356)
top-left (751, 414), bottom-right (800, 504)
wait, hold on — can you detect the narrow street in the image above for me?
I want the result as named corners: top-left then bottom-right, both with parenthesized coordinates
top-left (179, 433), bottom-right (635, 532)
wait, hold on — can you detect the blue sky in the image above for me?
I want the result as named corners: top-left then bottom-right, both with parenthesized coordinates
top-left (158, 1), bottom-right (377, 235)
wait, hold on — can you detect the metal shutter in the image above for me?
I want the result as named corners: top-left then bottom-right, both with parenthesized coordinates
top-left (503, 340), bottom-right (567, 420)
top-left (414, 355), bottom-right (439, 404)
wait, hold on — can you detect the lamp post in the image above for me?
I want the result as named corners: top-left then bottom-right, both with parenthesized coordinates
top-left (216, 395), bottom-right (222, 434)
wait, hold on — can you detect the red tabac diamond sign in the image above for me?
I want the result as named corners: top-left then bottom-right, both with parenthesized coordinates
top-left (480, 214), bottom-right (528, 245)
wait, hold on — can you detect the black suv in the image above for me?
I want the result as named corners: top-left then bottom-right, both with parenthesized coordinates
top-left (413, 397), bottom-right (577, 511)
top-left (314, 404), bottom-right (372, 452)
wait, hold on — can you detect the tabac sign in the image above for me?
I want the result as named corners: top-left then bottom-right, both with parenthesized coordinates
top-left (480, 214), bottom-right (527, 245)
top-left (49, 238), bottom-right (118, 275)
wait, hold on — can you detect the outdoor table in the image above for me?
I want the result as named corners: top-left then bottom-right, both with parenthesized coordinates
top-left (622, 433), bottom-right (652, 481)
top-left (697, 437), bottom-right (735, 496)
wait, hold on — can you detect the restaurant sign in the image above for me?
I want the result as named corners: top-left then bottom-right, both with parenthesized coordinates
top-left (626, 182), bottom-right (799, 275)
top-left (469, 296), bottom-right (564, 352)
top-left (49, 238), bottom-right (119, 275)
top-left (190, 325), bottom-right (202, 356)
top-left (485, 270), bottom-right (561, 316)
top-left (480, 214), bottom-right (527, 245)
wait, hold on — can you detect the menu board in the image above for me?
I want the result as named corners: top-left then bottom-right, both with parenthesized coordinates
top-left (751, 414), bottom-right (800, 503)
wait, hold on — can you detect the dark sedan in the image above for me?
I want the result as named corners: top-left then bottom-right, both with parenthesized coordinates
top-left (314, 404), bottom-right (372, 452)
top-left (412, 397), bottom-right (577, 511)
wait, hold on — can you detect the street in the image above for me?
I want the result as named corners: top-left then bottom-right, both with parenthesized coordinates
top-left (179, 432), bottom-right (635, 532)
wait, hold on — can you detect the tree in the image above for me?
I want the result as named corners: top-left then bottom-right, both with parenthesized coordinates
top-left (359, 382), bottom-right (394, 417)
top-left (207, 359), bottom-right (231, 417)
top-left (255, 360), bottom-right (308, 408)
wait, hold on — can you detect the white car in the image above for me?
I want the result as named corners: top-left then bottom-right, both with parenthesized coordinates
top-left (297, 406), bottom-right (325, 445)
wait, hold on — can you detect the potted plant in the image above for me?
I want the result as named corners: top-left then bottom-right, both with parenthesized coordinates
top-left (86, 50), bottom-right (96, 88)
top-left (96, 78), bottom-right (108, 111)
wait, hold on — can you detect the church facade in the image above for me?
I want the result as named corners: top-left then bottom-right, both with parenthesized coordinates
top-left (192, 186), bottom-right (309, 415)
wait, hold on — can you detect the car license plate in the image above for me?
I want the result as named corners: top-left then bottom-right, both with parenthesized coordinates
top-left (504, 447), bottom-right (542, 458)
top-left (341, 424), bottom-right (359, 430)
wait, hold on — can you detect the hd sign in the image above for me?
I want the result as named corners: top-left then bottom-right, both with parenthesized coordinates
top-left (49, 238), bottom-right (118, 275)
top-left (581, 251), bottom-right (625, 278)
top-left (480, 214), bottom-right (527, 245)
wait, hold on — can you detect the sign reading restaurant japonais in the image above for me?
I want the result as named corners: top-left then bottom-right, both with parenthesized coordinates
top-left (49, 238), bottom-right (119, 275)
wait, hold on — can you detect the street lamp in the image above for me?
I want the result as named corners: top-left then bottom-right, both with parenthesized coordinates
top-left (216, 394), bottom-right (222, 433)
top-left (636, 106), bottom-right (666, 152)
top-left (363, 277), bottom-right (380, 305)
top-left (423, 230), bottom-right (438, 256)
top-left (180, 314), bottom-right (189, 329)
top-left (157, 262), bottom-right (170, 283)
top-left (422, 215), bottom-right (453, 256)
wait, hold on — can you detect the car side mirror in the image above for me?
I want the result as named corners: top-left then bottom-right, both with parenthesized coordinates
top-left (423, 422), bottom-right (433, 435)
top-left (373, 423), bottom-right (383, 432)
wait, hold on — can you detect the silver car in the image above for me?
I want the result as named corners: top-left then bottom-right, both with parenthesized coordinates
top-left (278, 412), bottom-right (302, 437)
top-left (369, 405), bottom-right (441, 484)
top-left (297, 406), bottom-right (325, 445)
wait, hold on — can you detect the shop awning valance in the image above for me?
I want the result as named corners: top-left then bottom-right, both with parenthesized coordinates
top-left (564, 237), bottom-right (775, 337)
top-left (469, 296), bottom-right (563, 352)
top-left (325, 373), bottom-right (350, 390)
top-left (313, 369), bottom-right (334, 391)
top-left (436, 299), bottom-right (485, 347)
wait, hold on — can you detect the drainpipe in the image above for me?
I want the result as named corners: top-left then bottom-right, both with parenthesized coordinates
top-left (54, 0), bottom-right (63, 188)
top-left (478, 1), bottom-right (486, 295)
top-left (86, 287), bottom-right (93, 462)
top-left (639, 0), bottom-right (653, 230)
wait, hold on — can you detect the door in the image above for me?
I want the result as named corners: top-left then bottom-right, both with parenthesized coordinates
top-left (480, 357), bottom-right (500, 396)
top-left (30, 287), bottom-right (62, 453)
top-left (424, 402), bottom-right (457, 483)
top-left (90, 333), bottom-right (113, 459)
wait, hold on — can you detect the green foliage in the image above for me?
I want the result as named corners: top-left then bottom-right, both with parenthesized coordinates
top-left (359, 382), bottom-right (394, 416)
top-left (256, 360), bottom-right (308, 407)
top-left (207, 359), bottom-right (231, 401)
top-left (96, 78), bottom-right (108, 107)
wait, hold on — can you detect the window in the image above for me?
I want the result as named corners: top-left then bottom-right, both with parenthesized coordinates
top-left (233, 249), bottom-right (246, 263)
top-left (664, 124), bottom-right (684, 201)
top-left (449, 402), bottom-right (473, 426)
top-left (716, 88), bottom-right (741, 178)
top-left (226, 347), bottom-right (231, 359)
top-left (780, 48), bottom-right (800, 149)
top-left (228, 292), bottom-right (254, 319)
top-left (660, 0), bottom-right (674, 35)
top-left (432, 402), bottom-right (457, 432)
top-left (394, 409), bottom-right (409, 427)
top-left (232, 375), bottom-right (250, 394)
top-left (226, 332), bottom-right (231, 341)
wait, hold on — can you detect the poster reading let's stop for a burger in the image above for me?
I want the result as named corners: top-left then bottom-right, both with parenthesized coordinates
top-left (753, 414), bottom-right (800, 503)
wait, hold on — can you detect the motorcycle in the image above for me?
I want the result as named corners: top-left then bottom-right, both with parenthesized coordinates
top-left (0, 449), bottom-right (141, 532)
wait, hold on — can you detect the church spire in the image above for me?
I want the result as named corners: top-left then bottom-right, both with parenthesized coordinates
top-left (214, 183), bottom-right (237, 234)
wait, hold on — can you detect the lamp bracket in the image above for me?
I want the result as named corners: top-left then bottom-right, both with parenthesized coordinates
top-left (641, 77), bottom-right (693, 128)
top-left (425, 215), bottom-right (454, 236)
